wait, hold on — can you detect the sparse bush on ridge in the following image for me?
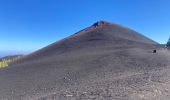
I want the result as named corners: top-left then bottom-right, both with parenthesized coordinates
top-left (0, 55), bottom-right (23, 68)
top-left (0, 60), bottom-right (9, 68)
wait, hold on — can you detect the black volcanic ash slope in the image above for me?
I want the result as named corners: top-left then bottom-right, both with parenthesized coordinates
top-left (13, 21), bottom-right (157, 63)
top-left (0, 21), bottom-right (170, 100)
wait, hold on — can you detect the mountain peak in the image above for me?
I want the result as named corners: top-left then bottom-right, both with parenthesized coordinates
top-left (92, 21), bottom-right (111, 27)
top-left (75, 21), bottom-right (112, 35)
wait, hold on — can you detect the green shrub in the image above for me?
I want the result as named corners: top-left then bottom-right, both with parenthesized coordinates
top-left (0, 55), bottom-right (23, 68)
top-left (0, 60), bottom-right (9, 68)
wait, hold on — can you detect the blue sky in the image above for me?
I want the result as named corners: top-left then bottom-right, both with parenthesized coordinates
top-left (0, 0), bottom-right (170, 55)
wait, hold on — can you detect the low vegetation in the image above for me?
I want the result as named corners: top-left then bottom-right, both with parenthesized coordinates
top-left (0, 60), bottom-right (10, 68)
top-left (0, 55), bottom-right (23, 68)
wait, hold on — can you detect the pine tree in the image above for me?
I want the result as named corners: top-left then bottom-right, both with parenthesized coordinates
top-left (166, 37), bottom-right (170, 47)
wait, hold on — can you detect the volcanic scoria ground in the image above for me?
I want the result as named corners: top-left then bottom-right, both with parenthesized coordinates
top-left (0, 21), bottom-right (170, 100)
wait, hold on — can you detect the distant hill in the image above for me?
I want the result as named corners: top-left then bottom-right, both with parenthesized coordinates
top-left (1, 21), bottom-right (170, 100)
top-left (0, 55), bottom-right (23, 61)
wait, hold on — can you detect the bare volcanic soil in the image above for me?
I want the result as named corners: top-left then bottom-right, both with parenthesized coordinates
top-left (0, 21), bottom-right (170, 100)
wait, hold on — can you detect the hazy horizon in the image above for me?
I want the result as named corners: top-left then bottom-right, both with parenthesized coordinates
top-left (0, 50), bottom-right (31, 57)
